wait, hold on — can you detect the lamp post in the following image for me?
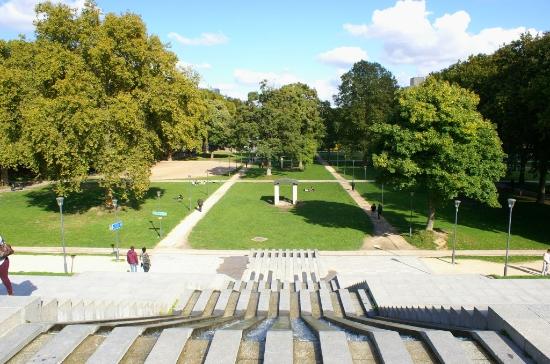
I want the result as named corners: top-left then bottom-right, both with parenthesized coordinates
top-left (381, 184), bottom-right (384, 205)
top-left (206, 169), bottom-right (209, 195)
top-left (188, 175), bottom-right (192, 211)
top-left (503, 198), bottom-right (516, 277)
top-left (452, 200), bottom-right (461, 265)
top-left (363, 165), bottom-right (366, 181)
top-left (352, 159), bottom-right (355, 181)
top-left (56, 197), bottom-right (68, 274)
top-left (112, 198), bottom-right (120, 260)
top-left (409, 192), bottom-right (414, 237)
top-left (343, 154), bottom-right (347, 175)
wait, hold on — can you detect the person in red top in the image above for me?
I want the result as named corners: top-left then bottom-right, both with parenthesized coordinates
top-left (126, 246), bottom-right (139, 272)
top-left (0, 236), bottom-right (13, 295)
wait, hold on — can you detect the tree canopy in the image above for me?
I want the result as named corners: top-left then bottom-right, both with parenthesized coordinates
top-left (371, 77), bottom-right (506, 230)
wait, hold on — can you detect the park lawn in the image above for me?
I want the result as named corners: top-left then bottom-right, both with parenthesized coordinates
top-left (189, 182), bottom-right (372, 250)
top-left (0, 181), bottom-right (221, 248)
top-left (334, 166), bottom-right (379, 181)
top-left (242, 162), bottom-right (335, 180)
top-left (455, 255), bottom-right (542, 263)
top-left (355, 182), bottom-right (550, 250)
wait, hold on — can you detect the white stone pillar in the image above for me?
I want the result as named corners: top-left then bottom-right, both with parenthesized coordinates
top-left (292, 184), bottom-right (298, 204)
top-left (274, 184), bottom-right (280, 205)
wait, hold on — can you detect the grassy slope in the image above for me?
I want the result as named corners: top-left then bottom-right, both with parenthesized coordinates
top-left (0, 181), bottom-right (220, 248)
top-left (355, 182), bottom-right (550, 250)
top-left (189, 182), bottom-right (372, 250)
top-left (241, 162), bottom-right (335, 180)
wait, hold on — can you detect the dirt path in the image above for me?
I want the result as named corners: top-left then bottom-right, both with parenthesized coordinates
top-left (317, 155), bottom-right (414, 250)
top-left (150, 160), bottom-right (238, 181)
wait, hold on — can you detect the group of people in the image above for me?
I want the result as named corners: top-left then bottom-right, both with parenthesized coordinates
top-left (371, 203), bottom-right (383, 219)
top-left (126, 246), bottom-right (151, 272)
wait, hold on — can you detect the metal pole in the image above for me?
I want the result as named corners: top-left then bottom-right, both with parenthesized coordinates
top-left (352, 160), bottom-right (355, 181)
top-left (504, 199), bottom-right (515, 276)
top-left (381, 184), bottom-right (384, 205)
top-left (409, 192), bottom-right (413, 237)
top-left (60, 205), bottom-right (67, 274)
top-left (115, 206), bottom-right (120, 260)
top-left (206, 170), bottom-right (209, 196)
top-left (159, 217), bottom-right (163, 238)
top-left (344, 154), bottom-right (347, 175)
top-left (452, 200), bottom-right (461, 265)
top-left (364, 166), bottom-right (366, 180)
top-left (188, 175), bottom-right (192, 211)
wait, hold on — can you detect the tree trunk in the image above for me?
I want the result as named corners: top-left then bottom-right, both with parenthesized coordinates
top-left (519, 152), bottom-right (527, 185)
top-left (0, 166), bottom-right (8, 186)
top-left (266, 159), bottom-right (272, 176)
top-left (210, 151), bottom-right (214, 159)
top-left (426, 195), bottom-right (436, 231)
top-left (298, 159), bottom-right (304, 170)
top-left (167, 150), bottom-right (173, 161)
top-left (536, 160), bottom-right (547, 204)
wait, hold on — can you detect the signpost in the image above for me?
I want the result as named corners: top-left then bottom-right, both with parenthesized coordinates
top-left (109, 220), bottom-right (122, 261)
top-left (152, 211), bottom-right (167, 238)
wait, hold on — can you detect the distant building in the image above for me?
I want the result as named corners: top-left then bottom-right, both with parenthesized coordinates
top-left (410, 77), bottom-right (426, 87)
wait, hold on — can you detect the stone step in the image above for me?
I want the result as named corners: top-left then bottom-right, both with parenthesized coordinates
top-left (235, 290), bottom-right (252, 316)
top-left (318, 289), bottom-right (334, 316)
top-left (144, 327), bottom-right (193, 364)
top-left (279, 289), bottom-right (290, 316)
top-left (191, 289), bottom-right (214, 316)
top-left (299, 290), bottom-right (312, 316)
top-left (319, 330), bottom-right (353, 364)
top-left (371, 331), bottom-right (414, 364)
top-left (28, 324), bottom-right (98, 364)
top-left (264, 330), bottom-right (293, 364)
top-left (421, 330), bottom-right (472, 364)
top-left (203, 329), bottom-right (243, 364)
top-left (0, 296), bottom-right (42, 323)
top-left (257, 291), bottom-right (271, 316)
top-left (337, 289), bottom-right (356, 317)
top-left (472, 330), bottom-right (529, 364)
top-left (86, 326), bottom-right (144, 364)
top-left (174, 290), bottom-right (195, 313)
top-left (0, 307), bottom-right (24, 334)
top-left (357, 289), bottom-right (375, 317)
top-left (213, 289), bottom-right (233, 316)
top-left (0, 323), bottom-right (51, 363)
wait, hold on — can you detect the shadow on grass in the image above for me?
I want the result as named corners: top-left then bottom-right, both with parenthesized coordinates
top-left (360, 187), bottom-right (550, 247)
top-left (288, 199), bottom-right (370, 233)
top-left (24, 182), bottom-right (165, 214)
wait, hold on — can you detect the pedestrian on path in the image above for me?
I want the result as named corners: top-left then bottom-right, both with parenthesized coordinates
top-left (377, 204), bottom-right (383, 220)
top-left (351, 181), bottom-right (355, 191)
top-left (0, 236), bottom-right (14, 295)
top-left (140, 247), bottom-right (151, 273)
top-left (127, 246), bottom-right (138, 272)
top-left (370, 204), bottom-right (376, 215)
top-left (542, 249), bottom-right (550, 276)
top-left (197, 198), bottom-right (204, 212)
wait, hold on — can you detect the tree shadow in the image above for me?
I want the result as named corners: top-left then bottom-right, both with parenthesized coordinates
top-left (288, 200), bottom-right (371, 233)
top-left (24, 183), bottom-right (165, 214)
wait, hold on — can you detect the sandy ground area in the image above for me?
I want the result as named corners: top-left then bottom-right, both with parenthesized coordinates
top-left (150, 160), bottom-right (237, 180)
top-left (421, 257), bottom-right (544, 276)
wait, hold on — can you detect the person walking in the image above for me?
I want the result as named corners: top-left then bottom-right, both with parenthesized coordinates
top-left (197, 198), bottom-right (204, 212)
top-left (351, 181), bottom-right (356, 191)
top-left (542, 249), bottom-right (550, 276)
top-left (126, 246), bottom-right (138, 272)
top-left (141, 247), bottom-right (151, 273)
top-left (377, 203), bottom-right (383, 220)
top-left (0, 236), bottom-right (14, 295)
top-left (370, 204), bottom-right (376, 215)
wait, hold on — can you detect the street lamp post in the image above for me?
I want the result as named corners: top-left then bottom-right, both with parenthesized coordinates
top-left (381, 184), bottom-right (384, 205)
top-left (363, 165), bottom-right (366, 181)
top-left (112, 198), bottom-right (120, 260)
top-left (56, 197), bottom-right (68, 274)
top-left (156, 191), bottom-right (163, 238)
top-left (343, 154), bottom-right (347, 175)
top-left (206, 169), bottom-right (209, 196)
top-left (409, 192), bottom-right (414, 237)
top-left (188, 175), bottom-right (192, 211)
top-left (452, 200), bottom-right (461, 264)
top-left (352, 159), bottom-right (355, 181)
top-left (503, 198), bottom-right (516, 277)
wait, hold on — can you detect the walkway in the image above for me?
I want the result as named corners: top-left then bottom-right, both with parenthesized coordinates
top-left (155, 169), bottom-right (246, 249)
top-left (317, 155), bottom-right (414, 250)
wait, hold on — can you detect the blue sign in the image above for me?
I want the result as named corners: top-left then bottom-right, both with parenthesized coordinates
top-left (110, 221), bottom-right (123, 231)
top-left (152, 211), bottom-right (168, 217)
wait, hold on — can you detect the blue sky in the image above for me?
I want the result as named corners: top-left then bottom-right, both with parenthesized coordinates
top-left (1, 0), bottom-right (548, 100)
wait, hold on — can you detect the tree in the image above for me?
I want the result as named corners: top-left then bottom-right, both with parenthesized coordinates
top-left (201, 90), bottom-right (235, 157)
top-left (254, 82), bottom-right (324, 174)
top-left (335, 61), bottom-right (399, 159)
top-left (372, 78), bottom-right (506, 230)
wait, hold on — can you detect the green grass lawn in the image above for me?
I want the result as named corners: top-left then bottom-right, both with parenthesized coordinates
top-left (0, 181), bottom-right (221, 248)
top-left (355, 182), bottom-right (550, 250)
top-left (334, 166), bottom-right (379, 181)
top-left (242, 162), bottom-right (335, 180)
top-left (189, 182), bottom-right (372, 250)
top-left (454, 255), bottom-right (542, 263)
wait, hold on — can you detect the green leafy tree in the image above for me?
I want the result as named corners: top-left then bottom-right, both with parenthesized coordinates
top-left (372, 78), bottom-right (506, 230)
top-left (335, 61), bottom-right (399, 160)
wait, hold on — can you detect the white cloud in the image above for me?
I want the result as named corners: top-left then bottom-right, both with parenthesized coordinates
top-left (0, 0), bottom-right (85, 31)
top-left (343, 0), bottom-right (539, 73)
top-left (317, 46), bottom-right (368, 67)
top-left (312, 78), bottom-right (339, 102)
top-left (168, 32), bottom-right (228, 46)
top-left (176, 61), bottom-right (212, 70)
top-left (233, 69), bottom-right (302, 86)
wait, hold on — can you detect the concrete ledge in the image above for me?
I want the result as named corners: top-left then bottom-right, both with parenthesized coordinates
top-left (214, 289), bottom-right (232, 316)
top-left (86, 326), bottom-right (144, 364)
top-left (0, 296), bottom-right (41, 323)
top-left (264, 330), bottom-right (293, 364)
top-left (145, 328), bottom-right (193, 364)
top-left (192, 289), bottom-right (214, 316)
top-left (318, 289), bottom-right (334, 316)
top-left (257, 291), bottom-right (270, 316)
top-left (204, 329), bottom-right (243, 364)
top-left (421, 330), bottom-right (472, 364)
top-left (0, 323), bottom-right (51, 363)
top-left (319, 331), bottom-right (353, 364)
top-left (279, 289), bottom-right (290, 316)
top-left (371, 330), bottom-right (414, 364)
top-left (236, 290), bottom-right (252, 316)
top-left (472, 330), bottom-right (528, 364)
top-left (299, 290), bottom-right (312, 316)
top-left (338, 289), bottom-right (356, 317)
